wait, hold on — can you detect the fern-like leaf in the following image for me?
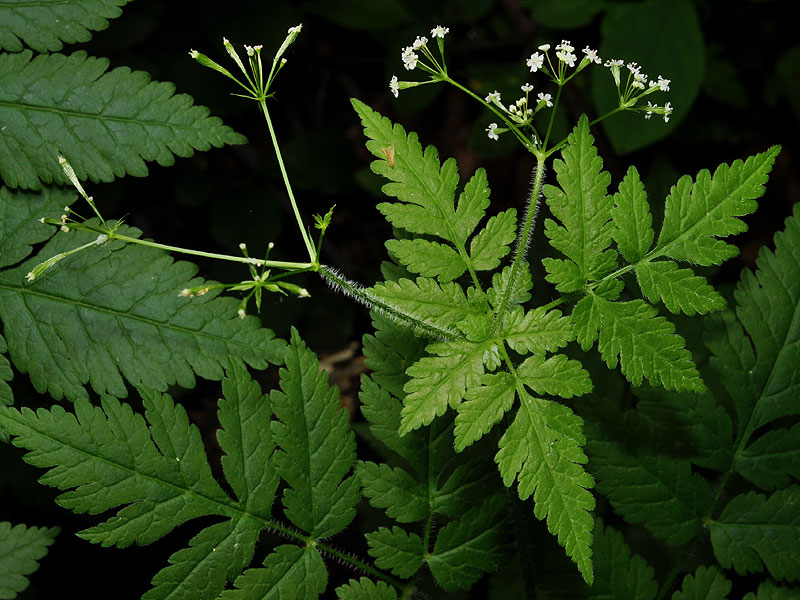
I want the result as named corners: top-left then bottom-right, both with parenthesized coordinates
top-left (335, 578), bottom-right (397, 600)
top-left (710, 486), bottom-right (800, 582)
top-left (454, 372), bottom-right (516, 452)
top-left (427, 495), bottom-right (510, 591)
top-left (672, 566), bottom-right (732, 600)
top-left (743, 582), bottom-right (800, 600)
top-left (612, 166), bottom-right (654, 263)
top-left (736, 424), bottom-right (800, 491)
top-left (0, 333), bottom-right (12, 410)
top-left (655, 146), bottom-right (780, 265)
top-left (0, 51), bottom-right (245, 189)
top-left (221, 545), bottom-right (327, 600)
top-left (502, 306), bottom-right (574, 354)
top-left (496, 391), bottom-right (595, 583)
top-left (270, 328), bottom-right (359, 539)
top-left (0, 522), bottom-right (59, 599)
top-left (635, 261), bottom-right (725, 315)
top-left (573, 294), bottom-right (704, 392)
top-left (365, 526), bottom-right (424, 578)
top-left (586, 520), bottom-right (656, 600)
top-left (0, 213), bottom-right (285, 401)
top-left (542, 115), bottom-right (616, 292)
top-left (0, 0), bottom-right (131, 52)
top-left (707, 203), bottom-right (800, 434)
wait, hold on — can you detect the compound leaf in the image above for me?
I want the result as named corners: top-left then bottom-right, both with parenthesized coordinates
top-left (656, 146), bottom-right (780, 265)
top-left (736, 424), bottom-right (800, 491)
top-left (270, 329), bottom-right (359, 539)
top-left (502, 306), bottom-right (574, 355)
top-left (335, 578), bottom-right (397, 600)
top-left (517, 354), bottom-right (592, 399)
top-left (469, 208), bottom-right (517, 271)
top-left (543, 115), bottom-right (616, 292)
top-left (0, 51), bottom-right (245, 190)
top-left (672, 566), bottom-right (732, 600)
top-left (587, 520), bottom-right (656, 600)
top-left (454, 372), bottom-right (516, 452)
top-left (743, 582), bottom-right (800, 600)
top-left (636, 261), bottom-right (725, 315)
top-left (0, 221), bottom-right (285, 402)
top-left (365, 526), bottom-right (424, 578)
top-left (612, 165), bottom-right (654, 263)
top-left (384, 239), bottom-right (464, 281)
top-left (355, 462), bottom-right (427, 523)
top-left (0, 333), bottom-right (12, 410)
top-left (573, 294), bottom-right (704, 392)
top-left (428, 495), bottom-right (510, 591)
top-left (0, 0), bottom-right (131, 52)
top-left (400, 339), bottom-right (486, 434)
top-left (496, 392), bottom-right (595, 583)
top-left (710, 486), bottom-right (800, 582)
top-left (221, 544), bottom-right (327, 600)
top-left (0, 522), bottom-right (59, 599)
top-left (488, 264), bottom-right (533, 310)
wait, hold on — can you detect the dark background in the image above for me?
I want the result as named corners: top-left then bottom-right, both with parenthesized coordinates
top-left (3, 0), bottom-right (799, 597)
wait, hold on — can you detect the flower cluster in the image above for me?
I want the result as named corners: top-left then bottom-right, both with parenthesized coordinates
top-left (603, 58), bottom-right (673, 121)
top-left (482, 83), bottom-right (554, 142)
top-left (389, 26), bottom-right (450, 98)
top-left (526, 39), bottom-right (602, 84)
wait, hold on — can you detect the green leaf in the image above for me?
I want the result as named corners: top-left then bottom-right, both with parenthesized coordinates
top-left (736, 424), bottom-right (800, 491)
top-left (517, 354), bottom-right (592, 399)
top-left (369, 277), bottom-right (483, 340)
top-left (335, 578), bottom-right (397, 600)
top-left (0, 0), bottom-right (131, 52)
top-left (710, 486), bottom-right (800, 582)
top-left (0, 221), bottom-right (285, 402)
top-left (586, 520), bottom-right (656, 600)
top-left (428, 495), bottom-right (510, 591)
top-left (707, 203), bottom-right (800, 432)
top-left (543, 115), bottom-right (616, 292)
top-left (502, 306), bottom-right (574, 355)
top-left (573, 294), bottom-right (704, 392)
top-left (385, 238), bottom-right (465, 281)
top-left (0, 51), bottom-right (245, 190)
top-left (362, 312), bottom-right (427, 400)
top-left (355, 462), bottom-right (427, 523)
top-left (469, 208), bottom-right (517, 271)
top-left (400, 339), bottom-right (486, 434)
top-left (743, 582), bottom-right (800, 600)
top-left (270, 329), bottom-right (359, 539)
top-left (221, 544), bottom-right (327, 600)
top-left (365, 526), bottom-right (424, 578)
top-left (488, 264), bottom-right (533, 310)
top-left (496, 393), bottom-right (595, 583)
top-left (585, 404), bottom-right (713, 546)
top-left (0, 393), bottom-right (232, 547)
top-left (454, 372), bottom-right (516, 452)
top-left (636, 261), bottom-right (725, 315)
top-left (592, 0), bottom-right (704, 153)
top-left (636, 387), bottom-right (734, 471)
top-left (612, 166), bottom-right (654, 263)
top-left (672, 566), bottom-right (731, 600)
top-left (0, 333), bottom-right (13, 411)
top-left (0, 522), bottom-right (59, 599)
top-left (656, 146), bottom-right (780, 265)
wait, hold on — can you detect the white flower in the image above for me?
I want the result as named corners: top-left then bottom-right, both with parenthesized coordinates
top-left (26, 272), bottom-right (35, 282)
top-left (582, 46), bottom-right (601, 64)
top-left (401, 46), bottom-right (418, 70)
top-left (288, 25), bottom-right (302, 34)
top-left (604, 58), bottom-right (623, 67)
top-left (626, 61), bottom-right (640, 75)
top-left (555, 39), bottom-right (574, 53)
top-left (526, 52), bottom-right (544, 72)
top-left (556, 50), bottom-right (577, 67)
top-left (237, 308), bottom-right (246, 319)
top-left (538, 44), bottom-right (551, 51)
top-left (484, 90), bottom-right (501, 103)
top-left (537, 92), bottom-right (553, 107)
top-left (389, 76), bottom-right (400, 98)
top-left (663, 101), bottom-right (673, 122)
top-left (188, 49), bottom-right (199, 59)
top-left (431, 25), bottom-right (449, 38)
top-left (632, 71), bottom-right (648, 89)
top-left (39, 217), bottom-right (45, 224)
top-left (656, 75), bottom-right (671, 92)
top-left (521, 83), bottom-right (534, 92)
top-left (645, 101), bottom-right (655, 120)
top-left (413, 35), bottom-right (428, 49)
top-left (179, 288), bottom-right (191, 297)
top-left (486, 122), bottom-right (499, 141)
top-left (245, 45), bottom-right (254, 56)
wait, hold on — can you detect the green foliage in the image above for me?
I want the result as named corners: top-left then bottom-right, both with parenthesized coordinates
top-left (0, 190), bottom-right (285, 401)
top-left (0, 51), bottom-right (245, 190)
top-left (0, 522), bottom-right (59, 599)
top-left (0, 0), bottom-right (132, 52)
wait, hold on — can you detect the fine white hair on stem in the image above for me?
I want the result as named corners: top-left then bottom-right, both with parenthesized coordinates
top-left (514, 162), bottom-right (545, 262)
top-left (317, 265), bottom-right (462, 341)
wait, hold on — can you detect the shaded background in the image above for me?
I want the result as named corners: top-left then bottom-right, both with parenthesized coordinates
top-left (3, 0), bottom-right (799, 597)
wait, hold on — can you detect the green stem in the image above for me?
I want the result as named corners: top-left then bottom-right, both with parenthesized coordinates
top-left (259, 98), bottom-right (317, 263)
top-left (492, 155), bottom-right (546, 331)
top-left (542, 85), bottom-right (563, 151)
top-left (316, 540), bottom-right (403, 587)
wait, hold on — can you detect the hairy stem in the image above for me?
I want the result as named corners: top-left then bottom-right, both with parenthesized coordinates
top-left (492, 157), bottom-right (546, 331)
